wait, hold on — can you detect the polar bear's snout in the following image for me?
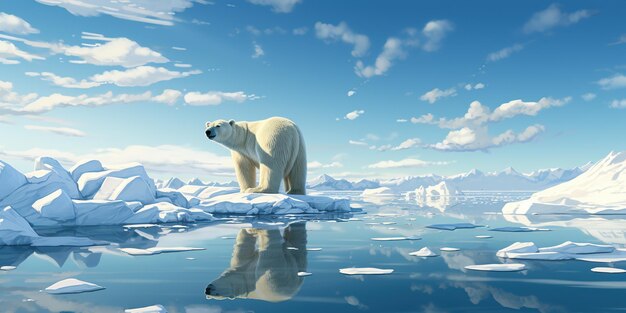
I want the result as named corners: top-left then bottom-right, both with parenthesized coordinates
top-left (205, 128), bottom-right (216, 139)
top-left (205, 284), bottom-right (216, 295)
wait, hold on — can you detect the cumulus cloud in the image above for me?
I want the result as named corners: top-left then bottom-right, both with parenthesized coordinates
top-left (610, 99), bottom-right (626, 109)
top-left (247, 0), bottom-right (301, 13)
top-left (422, 20), bottom-right (454, 52)
top-left (0, 33), bottom-right (168, 67)
top-left (184, 91), bottom-right (250, 106)
top-left (0, 12), bottom-right (39, 35)
top-left (314, 22), bottom-right (370, 57)
top-left (344, 110), bottom-right (364, 120)
top-left (0, 40), bottom-right (44, 64)
top-left (391, 138), bottom-right (421, 150)
top-left (487, 44), bottom-right (524, 62)
top-left (34, 0), bottom-right (206, 26)
top-left (308, 161), bottom-right (343, 169)
top-left (597, 74), bottom-right (626, 90)
top-left (523, 4), bottom-right (591, 34)
top-left (252, 42), bottom-right (265, 58)
top-left (153, 89), bottom-right (182, 105)
top-left (0, 144), bottom-right (235, 178)
top-left (431, 124), bottom-right (545, 151)
top-left (420, 87), bottom-right (456, 104)
top-left (367, 158), bottom-right (449, 169)
top-left (24, 125), bottom-right (86, 137)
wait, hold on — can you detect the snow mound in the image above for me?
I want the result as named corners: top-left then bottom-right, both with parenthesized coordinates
top-left (339, 267), bottom-right (394, 275)
top-left (44, 278), bottom-right (105, 294)
top-left (503, 151), bottom-right (626, 215)
top-left (465, 263), bottom-right (526, 272)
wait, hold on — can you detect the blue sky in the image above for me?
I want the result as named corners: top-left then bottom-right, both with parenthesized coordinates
top-left (0, 0), bottom-right (625, 181)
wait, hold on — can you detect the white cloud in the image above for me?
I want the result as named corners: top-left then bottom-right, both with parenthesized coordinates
top-left (0, 34), bottom-right (168, 67)
top-left (292, 27), bottom-right (308, 35)
top-left (25, 72), bottom-right (101, 89)
top-left (308, 161), bottom-right (343, 169)
top-left (314, 22), bottom-right (370, 57)
top-left (91, 66), bottom-right (200, 87)
top-left (487, 44), bottom-right (523, 62)
top-left (172, 46), bottom-right (187, 51)
top-left (184, 91), bottom-right (249, 106)
top-left (347, 90), bottom-right (356, 97)
top-left (420, 87), bottom-right (456, 104)
top-left (431, 124), bottom-right (545, 151)
top-left (24, 125), bottom-right (86, 137)
top-left (349, 140), bottom-right (368, 146)
top-left (252, 42), bottom-right (264, 58)
top-left (247, 0), bottom-right (301, 13)
top-left (174, 63), bottom-right (192, 68)
top-left (523, 4), bottom-right (591, 34)
top-left (0, 80), bottom-right (38, 105)
top-left (490, 97), bottom-right (570, 121)
top-left (354, 37), bottom-right (405, 78)
top-left (597, 74), bottom-right (626, 90)
top-left (0, 144), bottom-right (235, 178)
top-left (464, 83), bottom-right (485, 90)
top-left (0, 12), bottom-right (39, 35)
top-left (396, 118), bottom-right (407, 123)
top-left (34, 0), bottom-right (206, 26)
top-left (344, 110), bottom-right (364, 120)
top-left (410, 113), bottom-right (435, 124)
top-left (581, 93), bottom-right (596, 101)
top-left (391, 138), bottom-right (421, 150)
top-left (367, 158), bottom-right (449, 169)
top-left (422, 20), bottom-right (454, 52)
top-left (610, 99), bottom-right (626, 109)
top-left (153, 89), bottom-right (182, 105)
top-left (0, 40), bottom-right (44, 64)
top-left (609, 34), bottom-right (626, 46)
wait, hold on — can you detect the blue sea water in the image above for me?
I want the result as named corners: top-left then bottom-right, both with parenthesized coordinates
top-left (2, 192), bottom-right (626, 313)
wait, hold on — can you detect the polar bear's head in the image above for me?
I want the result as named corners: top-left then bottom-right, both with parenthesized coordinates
top-left (205, 119), bottom-right (235, 142)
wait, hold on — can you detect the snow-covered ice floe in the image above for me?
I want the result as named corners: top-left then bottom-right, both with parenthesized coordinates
top-left (124, 305), bottom-right (168, 313)
top-left (44, 278), bottom-right (105, 294)
top-left (497, 241), bottom-right (626, 262)
top-left (339, 267), bottom-right (394, 275)
top-left (503, 151), bottom-right (626, 215)
top-left (464, 263), bottom-right (526, 272)
top-left (0, 157), bottom-right (352, 246)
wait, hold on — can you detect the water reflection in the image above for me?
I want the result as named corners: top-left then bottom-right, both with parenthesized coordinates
top-left (206, 222), bottom-right (308, 302)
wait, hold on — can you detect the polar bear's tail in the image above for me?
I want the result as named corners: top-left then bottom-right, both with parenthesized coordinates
top-left (286, 126), bottom-right (307, 195)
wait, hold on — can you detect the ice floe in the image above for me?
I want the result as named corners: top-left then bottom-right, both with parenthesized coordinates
top-left (339, 267), bottom-right (394, 275)
top-left (591, 267), bottom-right (626, 274)
top-left (427, 223), bottom-right (483, 231)
top-left (124, 304), bottom-right (168, 313)
top-left (475, 235), bottom-right (492, 239)
top-left (409, 247), bottom-right (438, 257)
top-left (297, 271), bottom-right (313, 277)
top-left (44, 278), bottom-right (105, 294)
top-left (440, 247), bottom-right (460, 252)
top-left (464, 263), bottom-right (526, 272)
top-left (1, 265), bottom-right (16, 271)
top-left (497, 241), bottom-right (625, 262)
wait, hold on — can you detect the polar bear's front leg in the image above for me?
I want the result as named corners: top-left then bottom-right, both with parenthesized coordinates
top-left (232, 151), bottom-right (257, 192)
top-left (244, 164), bottom-right (282, 194)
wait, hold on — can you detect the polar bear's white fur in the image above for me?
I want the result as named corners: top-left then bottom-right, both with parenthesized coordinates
top-left (205, 223), bottom-right (308, 302)
top-left (205, 117), bottom-right (307, 195)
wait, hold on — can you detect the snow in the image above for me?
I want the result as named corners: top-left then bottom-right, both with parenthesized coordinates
top-left (0, 157), bottom-right (350, 246)
top-left (339, 267), bottom-right (394, 275)
top-left (124, 305), bottom-right (168, 313)
top-left (464, 263), bottom-right (526, 272)
top-left (297, 272), bottom-right (312, 277)
top-left (44, 278), bottom-right (105, 294)
top-left (591, 267), bottom-right (626, 274)
top-left (409, 247), bottom-right (438, 257)
top-left (503, 151), bottom-right (626, 215)
top-left (427, 223), bottom-right (482, 231)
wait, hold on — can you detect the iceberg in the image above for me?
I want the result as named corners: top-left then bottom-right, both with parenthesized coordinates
top-left (503, 151), bottom-right (626, 215)
top-left (0, 160), bottom-right (27, 200)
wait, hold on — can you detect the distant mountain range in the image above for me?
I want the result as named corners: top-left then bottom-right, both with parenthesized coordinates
top-left (156, 162), bottom-right (593, 192)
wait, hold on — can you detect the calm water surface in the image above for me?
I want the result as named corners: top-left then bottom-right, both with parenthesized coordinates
top-left (2, 192), bottom-right (626, 313)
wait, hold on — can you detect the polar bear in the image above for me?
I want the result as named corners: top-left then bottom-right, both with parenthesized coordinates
top-left (205, 223), bottom-right (308, 302)
top-left (205, 117), bottom-right (307, 195)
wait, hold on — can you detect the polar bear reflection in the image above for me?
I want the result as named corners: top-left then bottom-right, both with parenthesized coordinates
top-left (205, 223), bottom-right (308, 302)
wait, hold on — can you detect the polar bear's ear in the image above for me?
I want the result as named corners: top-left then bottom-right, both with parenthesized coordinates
top-left (229, 120), bottom-right (235, 126)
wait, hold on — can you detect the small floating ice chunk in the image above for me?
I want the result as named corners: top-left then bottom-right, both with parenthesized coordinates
top-left (124, 304), bottom-right (168, 313)
top-left (307, 248), bottom-right (322, 251)
top-left (591, 267), bottom-right (626, 274)
top-left (44, 278), bottom-right (105, 294)
top-left (381, 222), bottom-right (396, 225)
top-left (1, 265), bottom-right (17, 271)
top-left (409, 247), bottom-right (438, 257)
top-left (464, 263), bottom-right (526, 272)
top-left (539, 241), bottom-right (614, 254)
top-left (297, 271), bottom-right (312, 277)
top-left (440, 247), bottom-right (460, 252)
top-left (496, 242), bottom-right (538, 258)
top-left (185, 257), bottom-right (196, 260)
top-left (427, 223), bottom-right (482, 231)
top-left (287, 247), bottom-right (299, 250)
top-left (339, 267), bottom-right (393, 275)
top-left (490, 227), bottom-right (549, 232)
top-left (371, 237), bottom-right (420, 241)
top-left (475, 235), bottom-right (492, 239)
